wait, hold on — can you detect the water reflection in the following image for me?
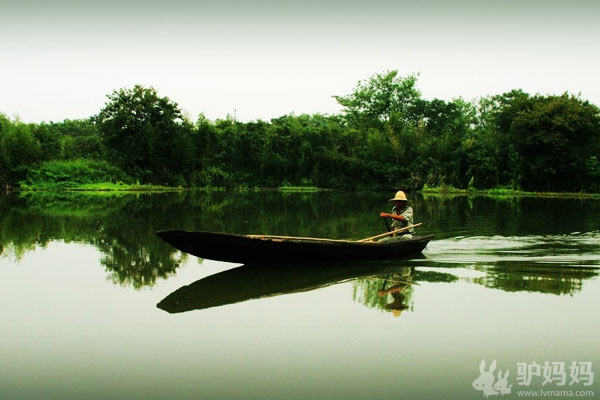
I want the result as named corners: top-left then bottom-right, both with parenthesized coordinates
top-left (475, 263), bottom-right (598, 295)
top-left (1, 191), bottom-right (599, 294)
top-left (421, 233), bottom-right (600, 296)
top-left (158, 255), bottom-right (598, 314)
top-left (157, 260), bottom-right (459, 314)
top-left (359, 267), bottom-right (415, 316)
top-left (157, 260), bottom-right (417, 313)
top-left (353, 267), bottom-right (459, 316)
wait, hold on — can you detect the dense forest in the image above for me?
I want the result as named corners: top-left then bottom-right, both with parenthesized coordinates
top-left (1, 70), bottom-right (599, 192)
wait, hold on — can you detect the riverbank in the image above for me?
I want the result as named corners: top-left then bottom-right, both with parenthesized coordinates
top-left (15, 182), bottom-right (183, 192)
top-left (420, 185), bottom-right (600, 199)
top-left (7, 183), bottom-right (600, 199)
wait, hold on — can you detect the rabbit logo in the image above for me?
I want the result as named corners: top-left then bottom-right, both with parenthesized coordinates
top-left (494, 370), bottom-right (512, 395)
top-left (473, 359), bottom-right (513, 397)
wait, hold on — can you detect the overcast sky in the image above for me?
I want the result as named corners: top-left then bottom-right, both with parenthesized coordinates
top-left (2, 0), bottom-right (599, 123)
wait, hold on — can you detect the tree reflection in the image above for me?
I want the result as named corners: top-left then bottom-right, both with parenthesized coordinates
top-left (1, 191), bottom-right (599, 293)
top-left (352, 263), bottom-right (599, 317)
top-left (0, 191), bottom-right (189, 288)
top-left (475, 264), bottom-right (598, 296)
top-left (97, 237), bottom-right (187, 288)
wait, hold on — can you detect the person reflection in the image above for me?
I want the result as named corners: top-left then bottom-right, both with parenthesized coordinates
top-left (377, 267), bottom-right (413, 317)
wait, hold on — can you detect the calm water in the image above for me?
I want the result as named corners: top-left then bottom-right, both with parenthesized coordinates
top-left (0, 191), bottom-right (599, 400)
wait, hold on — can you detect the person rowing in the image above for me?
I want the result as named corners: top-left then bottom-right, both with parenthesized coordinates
top-left (380, 190), bottom-right (415, 240)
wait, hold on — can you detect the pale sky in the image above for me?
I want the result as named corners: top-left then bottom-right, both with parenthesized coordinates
top-left (2, 0), bottom-right (599, 123)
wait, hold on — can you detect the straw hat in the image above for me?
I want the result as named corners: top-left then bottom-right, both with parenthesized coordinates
top-left (389, 190), bottom-right (408, 202)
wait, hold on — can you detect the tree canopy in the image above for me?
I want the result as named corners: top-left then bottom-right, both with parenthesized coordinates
top-left (1, 71), bottom-right (599, 193)
top-left (94, 85), bottom-right (195, 185)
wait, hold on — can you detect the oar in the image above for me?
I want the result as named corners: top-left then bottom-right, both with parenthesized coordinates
top-left (247, 234), bottom-right (353, 243)
top-left (383, 215), bottom-right (391, 232)
top-left (358, 223), bottom-right (422, 242)
top-left (248, 222), bottom-right (421, 243)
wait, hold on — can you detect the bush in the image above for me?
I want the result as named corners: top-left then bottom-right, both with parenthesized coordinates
top-left (19, 159), bottom-right (133, 189)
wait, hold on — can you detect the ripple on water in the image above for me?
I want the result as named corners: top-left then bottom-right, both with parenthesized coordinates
top-left (422, 231), bottom-right (600, 268)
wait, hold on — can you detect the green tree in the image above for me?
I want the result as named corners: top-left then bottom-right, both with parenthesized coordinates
top-left (417, 98), bottom-right (475, 188)
top-left (334, 70), bottom-right (422, 130)
top-left (334, 71), bottom-right (424, 188)
top-left (94, 85), bottom-right (194, 185)
top-left (585, 156), bottom-right (600, 192)
top-left (33, 119), bottom-right (103, 161)
top-left (488, 91), bottom-right (600, 191)
top-left (466, 94), bottom-right (523, 189)
top-left (0, 116), bottom-right (42, 177)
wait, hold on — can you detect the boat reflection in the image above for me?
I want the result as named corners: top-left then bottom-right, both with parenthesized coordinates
top-left (157, 259), bottom-right (438, 314)
top-left (158, 256), bottom-right (600, 314)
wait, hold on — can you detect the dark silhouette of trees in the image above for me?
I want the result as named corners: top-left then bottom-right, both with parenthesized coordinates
top-left (2, 72), bottom-right (599, 192)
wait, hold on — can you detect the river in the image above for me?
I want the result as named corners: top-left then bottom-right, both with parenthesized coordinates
top-left (0, 191), bottom-right (598, 399)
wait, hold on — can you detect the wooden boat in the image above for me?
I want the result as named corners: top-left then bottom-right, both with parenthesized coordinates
top-left (156, 229), bottom-right (433, 264)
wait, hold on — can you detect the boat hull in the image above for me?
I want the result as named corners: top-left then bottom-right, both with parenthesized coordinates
top-left (156, 230), bottom-right (433, 264)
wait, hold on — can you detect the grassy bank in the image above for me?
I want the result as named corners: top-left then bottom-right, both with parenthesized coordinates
top-left (420, 185), bottom-right (600, 199)
top-left (278, 185), bottom-right (322, 193)
top-left (11, 159), bottom-right (600, 199)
